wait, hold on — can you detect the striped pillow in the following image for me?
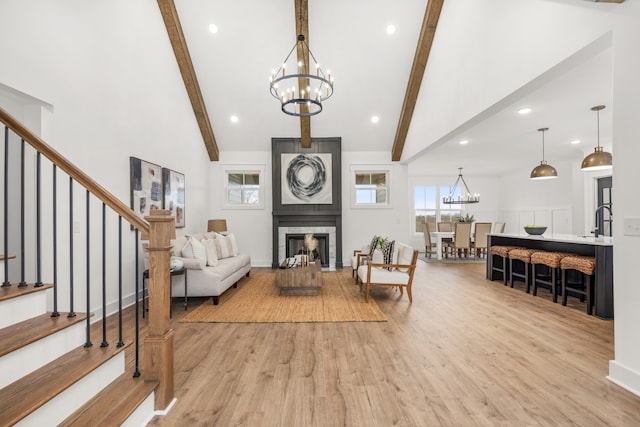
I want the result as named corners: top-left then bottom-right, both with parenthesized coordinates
top-left (215, 232), bottom-right (239, 259)
top-left (368, 235), bottom-right (379, 256)
top-left (381, 240), bottom-right (395, 271)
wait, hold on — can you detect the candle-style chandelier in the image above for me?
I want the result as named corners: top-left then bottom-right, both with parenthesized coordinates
top-left (269, 34), bottom-right (334, 117)
top-left (443, 168), bottom-right (480, 204)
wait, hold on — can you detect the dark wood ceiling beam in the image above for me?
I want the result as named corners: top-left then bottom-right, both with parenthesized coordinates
top-left (391, 0), bottom-right (444, 162)
top-left (157, 0), bottom-right (219, 161)
top-left (294, 0), bottom-right (312, 148)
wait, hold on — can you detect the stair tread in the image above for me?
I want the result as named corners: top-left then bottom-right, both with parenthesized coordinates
top-left (0, 311), bottom-right (87, 357)
top-left (0, 341), bottom-right (130, 426)
top-left (60, 373), bottom-right (158, 426)
top-left (0, 283), bottom-right (53, 302)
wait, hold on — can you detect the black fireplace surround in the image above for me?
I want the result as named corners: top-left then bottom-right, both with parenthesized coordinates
top-left (271, 137), bottom-right (343, 269)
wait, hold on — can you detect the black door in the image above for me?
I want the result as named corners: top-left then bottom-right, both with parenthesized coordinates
top-left (597, 176), bottom-right (613, 237)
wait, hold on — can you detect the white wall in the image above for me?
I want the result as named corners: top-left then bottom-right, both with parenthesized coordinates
top-left (342, 151), bottom-right (409, 266)
top-left (0, 0), bottom-right (209, 315)
top-left (607, 1), bottom-right (640, 396)
top-left (208, 151), bottom-right (273, 267)
top-left (498, 160), bottom-right (575, 234)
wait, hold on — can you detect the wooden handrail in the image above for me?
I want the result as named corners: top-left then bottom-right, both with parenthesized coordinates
top-left (0, 106), bottom-right (149, 233)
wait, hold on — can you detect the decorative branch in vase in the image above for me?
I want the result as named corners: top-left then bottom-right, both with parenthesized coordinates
top-left (305, 233), bottom-right (318, 265)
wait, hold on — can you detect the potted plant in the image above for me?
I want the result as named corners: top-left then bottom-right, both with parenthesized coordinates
top-left (457, 213), bottom-right (475, 223)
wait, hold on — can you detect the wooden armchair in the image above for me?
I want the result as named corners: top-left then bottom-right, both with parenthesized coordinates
top-left (357, 242), bottom-right (419, 302)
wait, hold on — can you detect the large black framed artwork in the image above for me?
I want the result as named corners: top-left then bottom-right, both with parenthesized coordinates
top-left (162, 168), bottom-right (186, 228)
top-left (130, 157), bottom-right (163, 220)
top-left (281, 153), bottom-right (332, 204)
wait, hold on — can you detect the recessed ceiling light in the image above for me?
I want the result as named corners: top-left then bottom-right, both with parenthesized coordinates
top-left (571, 139), bottom-right (581, 145)
top-left (230, 115), bottom-right (238, 123)
top-left (371, 115), bottom-right (380, 124)
top-left (209, 24), bottom-right (218, 34)
top-left (386, 25), bottom-right (396, 35)
top-left (459, 140), bottom-right (469, 145)
top-left (517, 107), bottom-right (532, 115)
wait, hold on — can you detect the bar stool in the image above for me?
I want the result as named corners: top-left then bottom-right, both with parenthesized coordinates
top-left (490, 246), bottom-right (518, 285)
top-left (560, 255), bottom-right (595, 315)
top-left (531, 251), bottom-right (568, 303)
top-left (509, 248), bottom-right (536, 292)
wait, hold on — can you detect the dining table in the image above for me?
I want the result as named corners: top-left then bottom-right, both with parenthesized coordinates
top-left (430, 231), bottom-right (455, 260)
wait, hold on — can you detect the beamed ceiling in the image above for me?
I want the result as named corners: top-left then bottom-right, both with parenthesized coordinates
top-left (159, 0), bottom-right (623, 176)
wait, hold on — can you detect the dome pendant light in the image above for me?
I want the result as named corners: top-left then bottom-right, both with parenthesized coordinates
top-left (581, 105), bottom-right (612, 171)
top-left (530, 127), bottom-right (558, 180)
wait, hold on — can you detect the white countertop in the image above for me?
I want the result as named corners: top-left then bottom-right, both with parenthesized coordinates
top-left (490, 232), bottom-right (613, 246)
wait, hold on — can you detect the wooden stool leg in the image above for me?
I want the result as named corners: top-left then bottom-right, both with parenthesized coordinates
top-left (586, 274), bottom-right (593, 315)
top-left (562, 269), bottom-right (568, 306)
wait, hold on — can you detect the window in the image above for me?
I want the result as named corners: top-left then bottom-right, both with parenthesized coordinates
top-left (413, 185), bottom-right (462, 232)
top-left (351, 167), bottom-right (390, 208)
top-left (224, 166), bottom-right (265, 209)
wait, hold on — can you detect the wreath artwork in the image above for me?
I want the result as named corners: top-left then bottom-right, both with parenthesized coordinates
top-left (281, 153), bottom-right (332, 204)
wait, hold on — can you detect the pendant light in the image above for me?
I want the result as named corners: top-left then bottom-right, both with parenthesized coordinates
top-left (581, 105), bottom-right (612, 171)
top-left (530, 127), bottom-right (558, 180)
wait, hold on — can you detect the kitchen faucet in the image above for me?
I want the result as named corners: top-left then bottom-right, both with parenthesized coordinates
top-left (594, 205), bottom-right (612, 238)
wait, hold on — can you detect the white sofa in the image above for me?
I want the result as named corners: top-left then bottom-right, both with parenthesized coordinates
top-left (144, 231), bottom-right (251, 305)
top-left (356, 241), bottom-right (419, 303)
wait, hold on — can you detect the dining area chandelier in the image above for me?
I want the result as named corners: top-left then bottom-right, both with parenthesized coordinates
top-left (269, 34), bottom-right (334, 117)
top-left (443, 168), bottom-right (480, 204)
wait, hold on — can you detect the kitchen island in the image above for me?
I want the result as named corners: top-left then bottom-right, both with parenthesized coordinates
top-left (487, 232), bottom-right (613, 319)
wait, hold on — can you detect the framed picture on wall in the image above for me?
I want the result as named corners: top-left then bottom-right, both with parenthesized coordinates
top-left (130, 157), bottom-right (163, 221)
top-left (162, 168), bottom-right (186, 228)
top-left (281, 153), bottom-right (333, 204)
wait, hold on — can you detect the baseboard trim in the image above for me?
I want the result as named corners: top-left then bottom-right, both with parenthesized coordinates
top-left (608, 360), bottom-right (640, 397)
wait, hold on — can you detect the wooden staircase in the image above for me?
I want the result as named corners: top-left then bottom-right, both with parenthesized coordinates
top-left (0, 284), bottom-right (158, 425)
top-left (1, 105), bottom-right (175, 426)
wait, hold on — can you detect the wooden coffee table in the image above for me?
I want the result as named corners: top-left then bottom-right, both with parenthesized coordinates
top-left (275, 260), bottom-right (323, 295)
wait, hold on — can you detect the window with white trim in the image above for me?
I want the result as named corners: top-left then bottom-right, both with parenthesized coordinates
top-left (414, 185), bottom-right (462, 232)
top-left (351, 168), bottom-right (390, 207)
top-left (224, 166), bottom-right (265, 209)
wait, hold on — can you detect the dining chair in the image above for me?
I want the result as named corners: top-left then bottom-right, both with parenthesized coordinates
top-left (421, 223), bottom-right (437, 259)
top-left (473, 222), bottom-right (492, 258)
top-left (494, 222), bottom-right (506, 233)
top-left (437, 222), bottom-right (452, 232)
top-left (444, 222), bottom-right (472, 258)
top-left (438, 221), bottom-right (453, 244)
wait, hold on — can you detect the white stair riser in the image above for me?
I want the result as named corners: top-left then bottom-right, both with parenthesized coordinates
top-left (0, 321), bottom-right (85, 389)
top-left (0, 290), bottom-right (48, 329)
top-left (15, 352), bottom-right (125, 427)
top-left (123, 392), bottom-right (156, 427)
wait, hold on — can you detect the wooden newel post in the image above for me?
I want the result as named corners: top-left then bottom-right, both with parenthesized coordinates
top-left (144, 209), bottom-right (175, 410)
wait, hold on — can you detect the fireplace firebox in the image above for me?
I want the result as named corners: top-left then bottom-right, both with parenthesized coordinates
top-left (286, 233), bottom-right (329, 268)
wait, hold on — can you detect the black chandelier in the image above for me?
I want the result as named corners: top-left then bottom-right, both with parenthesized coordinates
top-left (270, 34), bottom-right (334, 117)
top-left (443, 168), bottom-right (480, 204)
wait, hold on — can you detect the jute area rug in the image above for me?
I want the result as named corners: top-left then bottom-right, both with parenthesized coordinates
top-left (180, 270), bottom-right (387, 323)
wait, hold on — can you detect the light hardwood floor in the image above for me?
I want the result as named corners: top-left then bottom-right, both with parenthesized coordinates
top-left (143, 261), bottom-right (640, 426)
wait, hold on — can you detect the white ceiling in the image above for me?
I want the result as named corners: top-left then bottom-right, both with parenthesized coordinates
top-left (174, 0), bottom-right (613, 176)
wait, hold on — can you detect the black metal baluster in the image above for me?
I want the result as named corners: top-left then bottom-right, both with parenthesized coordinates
top-left (2, 126), bottom-right (9, 287)
top-left (133, 229), bottom-right (140, 378)
top-left (35, 152), bottom-right (42, 287)
top-left (101, 203), bottom-right (108, 348)
top-left (18, 139), bottom-right (26, 287)
top-left (51, 165), bottom-right (59, 317)
top-left (84, 190), bottom-right (92, 348)
top-left (68, 177), bottom-right (75, 318)
top-left (117, 216), bottom-right (124, 347)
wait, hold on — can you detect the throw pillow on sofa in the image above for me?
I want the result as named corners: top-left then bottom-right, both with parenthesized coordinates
top-left (215, 232), bottom-right (239, 259)
top-left (371, 248), bottom-right (384, 269)
top-left (202, 238), bottom-right (219, 267)
top-left (181, 237), bottom-right (207, 269)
